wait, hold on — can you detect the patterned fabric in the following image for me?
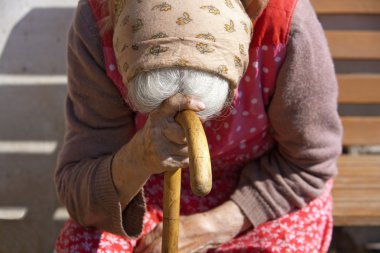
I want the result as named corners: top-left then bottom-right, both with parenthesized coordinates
top-left (56, 182), bottom-right (333, 253)
top-left (113, 0), bottom-right (253, 90)
top-left (241, 0), bottom-right (269, 26)
top-left (56, 0), bottom-right (334, 252)
top-left (136, 41), bottom-right (286, 215)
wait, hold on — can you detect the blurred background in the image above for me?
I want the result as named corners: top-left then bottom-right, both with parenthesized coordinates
top-left (0, 0), bottom-right (76, 252)
top-left (0, 0), bottom-right (379, 252)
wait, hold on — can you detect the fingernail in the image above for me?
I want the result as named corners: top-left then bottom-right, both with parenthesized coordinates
top-left (196, 101), bottom-right (205, 110)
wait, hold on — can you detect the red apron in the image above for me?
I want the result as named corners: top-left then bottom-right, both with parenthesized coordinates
top-left (56, 0), bottom-right (333, 252)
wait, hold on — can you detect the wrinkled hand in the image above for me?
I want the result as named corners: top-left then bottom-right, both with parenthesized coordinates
top-left (135, 201), bottom-right (252, 253)
top-left (112, 93), bottom-right (205, 208)
top-left (133, 93), bottom-right (205, 175)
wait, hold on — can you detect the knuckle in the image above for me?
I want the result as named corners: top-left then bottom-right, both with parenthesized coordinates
top-left (164, 96), bottom-right (176, 108)
top-left (162, 158), bottom-right (177, 170)
top-left (181, 161), bottom-right (190, 168)
top-left (180, 145), bottom-right (189, 154)
top-left (149, 110), bottom-right (160, 121)
top-left (185, 97), bottom-right (192, 107)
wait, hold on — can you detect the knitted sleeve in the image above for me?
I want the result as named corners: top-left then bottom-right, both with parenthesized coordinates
top-left (54, 0), bottom-right (145, 238)
top-left (230, 0), bottom-right (343, 227)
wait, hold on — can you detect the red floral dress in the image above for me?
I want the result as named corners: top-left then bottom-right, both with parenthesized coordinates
top-left (56, 0), bottom-right (334, 252)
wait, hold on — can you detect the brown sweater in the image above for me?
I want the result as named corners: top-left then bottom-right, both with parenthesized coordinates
top-left (55, 0), bottom-right (342, 238)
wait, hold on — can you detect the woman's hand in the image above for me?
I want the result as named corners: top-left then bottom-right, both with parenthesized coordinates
top-left (112, 93), bottom-right (205, 208)
top-left (135, 200), bottom-right (252, 253)
top-left (134, 93), bottom-right (205, 175)
top-left (129, 94), bottom-right (204, 174)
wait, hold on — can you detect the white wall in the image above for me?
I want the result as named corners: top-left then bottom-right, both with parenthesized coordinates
top-left (0, 0), bottom-right (78, 54)
top-left (0, 1), bottom-right (78, 252)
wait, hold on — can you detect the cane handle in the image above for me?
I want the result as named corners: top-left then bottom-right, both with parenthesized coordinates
top-left (175, 110), bottom-right (212, 196)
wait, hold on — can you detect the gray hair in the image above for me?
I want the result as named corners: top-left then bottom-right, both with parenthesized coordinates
top-left (127, 67), bottom-right (230, 120)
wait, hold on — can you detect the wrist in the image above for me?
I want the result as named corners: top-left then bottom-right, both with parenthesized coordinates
top-left (111, 135), bottom-right (151, 208)
top-left (207, 200), bottom-right (252, 237)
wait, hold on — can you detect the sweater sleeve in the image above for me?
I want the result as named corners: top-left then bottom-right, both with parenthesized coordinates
top-left (54, 0), bottom-right (145, 238)
top-left (230, 0), bottom-right (343, 227)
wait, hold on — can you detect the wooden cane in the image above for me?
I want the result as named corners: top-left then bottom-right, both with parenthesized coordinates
top-left (161, 110), bottom-right (212, 253)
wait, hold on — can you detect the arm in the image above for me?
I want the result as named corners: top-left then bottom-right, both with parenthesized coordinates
top-left (55, 0), bottom-right (145, 238)
top-left (55, 1), bottom-right (206, 238)
top-left (230, 0), bottom-right (343, 227)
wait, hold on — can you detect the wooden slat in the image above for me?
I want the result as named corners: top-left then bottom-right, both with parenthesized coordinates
top-left (342, 117), bottom-right (380, 145)
top-left (311, 0), bottom-right (380, 14)
top-left (338, 155), bottom-right (380, 169)
top-left (333, 188), bottom-right (380, 201)
top-left (334, 176), bottom-right (380, 188)
top-left (337, 164), bottom-right (380, 180)
top-left (326, 31), bottom-right (380, 60)
top-left (333, 202), bottom-right (380, 226)
top-left (334, 216), bottom-right (380, 226)
top-left (338, 74), bottom-right (380, 104)
top-left (333, 155), bottom-right (380, 225)
top-left (333, 202), bottom-right (380, 216)
top-left (336, 166), bottom-right (380, 177)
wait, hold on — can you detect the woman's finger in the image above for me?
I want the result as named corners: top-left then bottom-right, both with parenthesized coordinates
top-left (152, 93), bottom-right (205, 120)
top-left (154, 138), bottom-right (189, 166)
top-left (188, 242), bottom-right (217, 253)
top-left (135, 224), bottom-right (163, 253)
top-left (163, 122), bottom-right (187, 144)
top-left (167, 143), bottom-right (188, 157)
top-left (141, 237), bottom-right (162, 253)
top-left (163, 156), bottom-right (190, 169)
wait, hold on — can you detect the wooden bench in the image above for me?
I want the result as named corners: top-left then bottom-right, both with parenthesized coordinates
top-left (311, 0), bottom-right (380, 227)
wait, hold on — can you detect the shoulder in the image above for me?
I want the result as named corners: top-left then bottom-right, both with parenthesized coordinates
top-left (72, 0), bottom-right (98, 36)
top-left (285, 0), bottom-right (333, 68)
top-left (289, 0), bottom-right (325, 41)
top-left (68, 0), bottom-right (104, 68)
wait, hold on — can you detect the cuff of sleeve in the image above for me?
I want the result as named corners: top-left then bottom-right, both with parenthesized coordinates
top-left (94, 154), bottom-right (146, 238)
top-left (230, 178), bottom-right (275, 228)
top-left (122, 189), bottom-right (146, 238)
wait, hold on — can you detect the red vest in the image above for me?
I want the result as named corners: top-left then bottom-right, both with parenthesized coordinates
top-left (87, 0), bottom-right (298, 213)
top-left (87, 0), bottom-right (297, 102)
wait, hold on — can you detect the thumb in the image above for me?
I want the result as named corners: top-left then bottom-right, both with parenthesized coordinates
top-left (153, 93), bottom-right (205, 119)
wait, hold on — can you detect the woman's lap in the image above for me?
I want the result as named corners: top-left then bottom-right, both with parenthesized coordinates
top-left (211, 193), bottom-right (333, 253)
top-left (56, 191), bottom-right (332, 253)
top-left (55, 208), bottom-right (158, 253)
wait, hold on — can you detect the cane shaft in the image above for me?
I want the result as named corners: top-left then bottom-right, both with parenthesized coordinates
top-left (162, 169), bottom-right (181, 253)
top-left (162, 110), bottom-right (212, 253)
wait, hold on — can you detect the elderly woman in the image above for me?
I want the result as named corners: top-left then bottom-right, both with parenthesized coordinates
top-left (54, 0), bottom-right (342, 252)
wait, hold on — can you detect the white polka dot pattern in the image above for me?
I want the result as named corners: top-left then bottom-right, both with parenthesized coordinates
top-left (56, 182), bottom-right (334, 253)
top-left (56, 41), bottom-right (333, 253)
top-left (109, 64), bottom-right (116, 71)
top-left (133, 43), bottom-right (289, 217)
top-left (137, 44), bottom-right (290, 217)
top-left (55, 0), bottom-right (337, 251)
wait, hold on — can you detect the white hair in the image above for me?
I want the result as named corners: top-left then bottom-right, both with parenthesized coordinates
top-left (127, 67), bottom-right (230, 120)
